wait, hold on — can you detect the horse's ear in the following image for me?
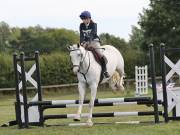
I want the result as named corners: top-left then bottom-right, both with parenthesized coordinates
top-left (77, 43), bottom-right (80, 48)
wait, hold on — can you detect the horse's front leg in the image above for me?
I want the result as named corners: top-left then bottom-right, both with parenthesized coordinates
top-left (87, 83), bottom-right (97, 126)
top-left (74, 82), bottom-right (86, 121)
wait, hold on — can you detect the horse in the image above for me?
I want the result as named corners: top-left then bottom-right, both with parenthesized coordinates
top-left (67, 43), bottom-right (125, 126)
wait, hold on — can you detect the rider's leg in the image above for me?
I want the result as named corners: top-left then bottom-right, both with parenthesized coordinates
top-left (100, 56), bottom-right (110, 78)
top-left (90, 41), bottom-right (110, 78)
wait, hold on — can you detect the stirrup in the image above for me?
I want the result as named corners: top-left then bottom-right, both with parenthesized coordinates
top-left (104, 71), bottom-right (110, 78)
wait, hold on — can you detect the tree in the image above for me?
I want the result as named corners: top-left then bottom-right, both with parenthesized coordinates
top-left (0, 21), bottom-right (11, 52)
top-left (49, 28), bottom-right (79, 52)
top-left (9, 27), bottom-right (21, 50)
top-left (8, 26), bottom-right (79, 55)
top-left (139, 0), bottom-right (180, 50)
top-left (99, 33), bottom-right (128, 52)
top-left (129, 26), bottom-right (145, 50)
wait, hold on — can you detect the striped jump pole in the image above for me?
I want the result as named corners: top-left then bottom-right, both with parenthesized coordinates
top-left (29, 96), bottom-right (152, 106)
top-left (45, 120), bottom-right (161, 127)
top-left (43, 111), bottom-right (163, 120)
top-left (68, 121), bottom-right (141, 126)
top-left (40, 100), bottom-right (162, 110)
top-left (47, 121), bottom-right (157, 127)
top-left (30, 101), bottom-right (162, 111)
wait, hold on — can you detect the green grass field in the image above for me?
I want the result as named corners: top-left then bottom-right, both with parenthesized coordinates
top-left (1, 88), bottom-right (180, 135)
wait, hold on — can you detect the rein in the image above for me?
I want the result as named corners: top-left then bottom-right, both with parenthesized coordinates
top-left (79, 51), bottom-right (90, 83)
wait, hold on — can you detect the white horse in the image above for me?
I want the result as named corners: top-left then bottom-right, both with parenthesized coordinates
top-left (67, 43), bottom-right (125, 126)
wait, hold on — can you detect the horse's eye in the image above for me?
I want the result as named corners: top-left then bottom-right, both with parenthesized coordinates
top-left (78, 54), bottom-right (81, 57)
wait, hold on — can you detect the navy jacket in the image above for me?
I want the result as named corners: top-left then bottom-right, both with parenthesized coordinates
top-left (79, 21), bottom-right (99, 43)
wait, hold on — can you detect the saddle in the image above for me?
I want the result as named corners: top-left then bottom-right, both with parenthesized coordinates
top-left (86, 46), bottom-right (102, 65)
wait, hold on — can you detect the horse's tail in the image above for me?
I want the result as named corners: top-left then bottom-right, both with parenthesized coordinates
top-left (108, 71), bottom-right (124, 92)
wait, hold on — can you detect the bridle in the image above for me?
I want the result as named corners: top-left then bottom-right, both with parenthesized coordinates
top-left (69, 48), bottom-right (82, 69)
top-left (69, 48), bottom-right (90, 82)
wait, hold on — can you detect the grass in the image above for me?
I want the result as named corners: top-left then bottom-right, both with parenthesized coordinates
top-left (1, 88), bottom-right (180, 135)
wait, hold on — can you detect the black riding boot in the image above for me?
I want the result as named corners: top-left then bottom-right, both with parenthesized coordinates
top-left (101, 56), bottom-right (110, 78)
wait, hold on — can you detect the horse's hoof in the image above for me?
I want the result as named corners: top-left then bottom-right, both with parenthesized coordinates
top-left (86, 119), bottom-right (93, 126)
top-left (86, 121), bottom-right (93, 127)
top-left (119, 85), bottom-right (125, 91)
top-left (74, 115), bottom-right (81, 121)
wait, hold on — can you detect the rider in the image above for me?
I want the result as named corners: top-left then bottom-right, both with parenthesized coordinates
top-left (79, 10), bottom-right (110, 78)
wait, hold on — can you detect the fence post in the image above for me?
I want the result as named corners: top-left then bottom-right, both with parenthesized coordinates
top-left (149, 44), bottom-right (159, 123)
top-left (160, 43), bottom-right (169, 123)
top-left (20, 52), bottom-right (29, 128)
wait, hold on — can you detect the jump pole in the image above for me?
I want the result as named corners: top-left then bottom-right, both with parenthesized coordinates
top-left (43, 111), bottom-right (163, 121)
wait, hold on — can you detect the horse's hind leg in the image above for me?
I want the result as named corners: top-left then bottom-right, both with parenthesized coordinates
top-left (74, 82), bottom-right (86, 121)
top-left (87, 83), bottom-right (98, 126)
top-left (116, 67), bottom-right (125, 90)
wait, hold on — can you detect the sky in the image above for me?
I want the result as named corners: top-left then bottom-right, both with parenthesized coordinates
top-left (0, 0), bottom-right (150, 41)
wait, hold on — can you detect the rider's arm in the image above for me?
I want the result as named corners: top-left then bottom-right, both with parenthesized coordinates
top-left (79, 24), bottom-right (84, 44)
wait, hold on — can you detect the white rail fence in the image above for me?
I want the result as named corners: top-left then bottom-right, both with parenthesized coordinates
top-left (0, 76), bottom-right (176, 92)
top-left (135, 65), bottom-right (148, 96)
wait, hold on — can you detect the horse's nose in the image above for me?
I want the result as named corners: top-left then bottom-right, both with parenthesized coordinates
top-left (73, 67), bottom-right (79, 74)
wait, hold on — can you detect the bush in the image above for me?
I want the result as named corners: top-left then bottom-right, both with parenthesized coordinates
top-left (40, 52), bottom-right (77, 85)
top-left (0, 52), bottom-right (77, 88)
top-left (0, 48), bottom-right (148, 88)
top-left (0, 53), bottom-right (14, 88)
